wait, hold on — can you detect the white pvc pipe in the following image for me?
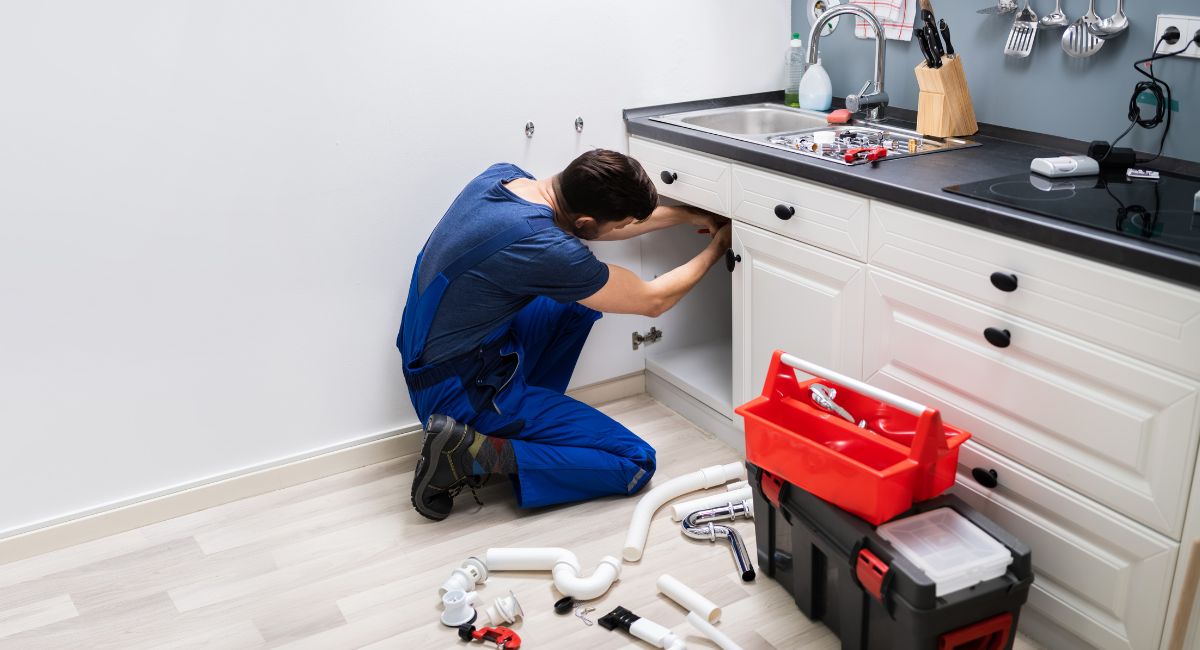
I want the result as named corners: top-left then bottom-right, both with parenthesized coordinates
top-left (484, 547), bottom-right (622, 600)
top-left (686, 612), bottom-right (743, 650)
top-left (725, 480), bottom-right (749, 491)
top-left (631, 617), bottom-right (688, 650)
top-left (657, 574), bottom-right (721, 623)
top-left (670, 487), bottom-right (754, 521)
top-left (623, 462), bottom-right (745, 562)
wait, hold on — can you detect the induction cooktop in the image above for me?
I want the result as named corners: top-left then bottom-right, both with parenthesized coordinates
top-left (944, 171), bottom-right (1200, 257)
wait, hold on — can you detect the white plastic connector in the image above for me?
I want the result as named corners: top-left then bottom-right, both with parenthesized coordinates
top-left (480, 590), bottom-right (524, 625)
top-left (440, 589), bottom-right (479, 627)
top-left (484, 547), bottom-right (622, 600)
top-left (630, 617), bottom-right (688, 649)
top-left (657, 574), bottom-right (721, 623)
top-left (439, 556), bottom-right (488, 596)
top-left (725, 480), bottom-right (749, 491)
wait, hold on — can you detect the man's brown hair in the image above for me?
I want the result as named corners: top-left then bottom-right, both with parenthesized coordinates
top-left (557, 149), bottom-right (658, 224)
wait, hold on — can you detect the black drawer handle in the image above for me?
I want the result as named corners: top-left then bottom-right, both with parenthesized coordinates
top-left (990, 272), bottom-right (1019, 292)
top-left (971, 467), bottom-right (999, 489)
top-left (725, 249), bottom-right (741, 273)
top-left (984, 327), bottom-right (1011, 348)
top-left (774, 204), bottom-right (796, 220)
top-left (660, 170), bottom-right (678, 185)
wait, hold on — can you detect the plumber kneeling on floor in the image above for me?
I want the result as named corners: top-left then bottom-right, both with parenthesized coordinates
top-left (397, 149), bottom-right (731, 520)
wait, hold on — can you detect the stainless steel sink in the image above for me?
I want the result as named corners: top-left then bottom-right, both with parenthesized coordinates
top-left (649, 103), bottom-right (980, 166)
top-left (667, 104), bottom-right (831, 135)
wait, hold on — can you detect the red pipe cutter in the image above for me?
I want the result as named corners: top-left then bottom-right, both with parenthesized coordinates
top-left (458, 625), bottom-right (522, 649)
top-left (844, 146), bottom-right (889, 163)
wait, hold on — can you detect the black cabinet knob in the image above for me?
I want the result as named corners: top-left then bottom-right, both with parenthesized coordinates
top-left (774, 204), bottom-right (796, 220)
top-left (971, 467), bottom-right (999, 488)
top-left (990, 272), bottom-right (1019, 292)
top-left (660, 170), bottom-right (678, 185)
top-left (725, 249), bottom-right (742, 272)
top-left (984, 327), bottom-right (1011, 348)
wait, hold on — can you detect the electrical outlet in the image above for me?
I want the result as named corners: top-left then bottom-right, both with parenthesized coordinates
top-left (1154, 14), bottom-right (1200, 59)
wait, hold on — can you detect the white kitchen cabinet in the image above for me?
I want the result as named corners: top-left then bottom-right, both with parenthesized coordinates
top-left (731, 222), bottom-right (866, 408)
top-left (731, 164), bottom-right (870, 262)
top-left (624, 135), bottom-right (1200, 650)
top-left (862, 267), bottom-right (1200, 536)
top-left (869, 202), bottom-right (1200, 380)
top-left (953, 443), bottom-right (1178, 650)
top-left (630, 137), bottom-right (732, 216)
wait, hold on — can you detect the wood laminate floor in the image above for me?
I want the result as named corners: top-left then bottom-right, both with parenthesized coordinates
top-left (0, 395), bottom-right (1044, 649)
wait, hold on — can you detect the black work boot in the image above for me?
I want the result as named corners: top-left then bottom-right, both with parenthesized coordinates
top-left (411, 414), bottom-right (483, 521)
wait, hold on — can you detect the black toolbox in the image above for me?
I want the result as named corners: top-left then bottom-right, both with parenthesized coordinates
top-left (749, 463), bottom-right (1033, 650)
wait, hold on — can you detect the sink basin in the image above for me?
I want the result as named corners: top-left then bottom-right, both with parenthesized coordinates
top-left (648, 103), bottom-right (980, 166)
top-left (668, 104), bottom-right (831, 135)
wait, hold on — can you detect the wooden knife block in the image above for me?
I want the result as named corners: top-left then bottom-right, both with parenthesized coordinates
top-left (915, 55), bottom-right (978, 138)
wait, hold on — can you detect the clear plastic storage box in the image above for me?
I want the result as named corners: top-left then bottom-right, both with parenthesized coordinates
top-left (878, 507), bottom-right (1014, 597)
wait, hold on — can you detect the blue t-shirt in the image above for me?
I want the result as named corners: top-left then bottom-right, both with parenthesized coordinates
top-left (414, 163), bottom-right (610, 365)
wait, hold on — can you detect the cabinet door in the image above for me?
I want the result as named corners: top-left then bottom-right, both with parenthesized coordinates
top-left (861, 267), bottom-right (1200, 536)
top-left (732, 222), bottom-right (865, 408)
top-left (953, 443), bottom-right (1177, 650)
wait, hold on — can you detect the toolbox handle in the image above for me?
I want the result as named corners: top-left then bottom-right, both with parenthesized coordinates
top-left (780, 353), bottom-right (929, 417)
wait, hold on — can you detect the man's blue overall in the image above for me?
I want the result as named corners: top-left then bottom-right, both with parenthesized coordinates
top-left (397, 212), bottom-right (656, 509)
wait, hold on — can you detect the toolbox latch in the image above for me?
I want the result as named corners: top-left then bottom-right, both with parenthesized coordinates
top-left (855, 548), bottom-right (889, 601)
top-left (759, 470), bottom-right (785, 508)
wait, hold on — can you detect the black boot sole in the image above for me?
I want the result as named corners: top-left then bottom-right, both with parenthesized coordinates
top-left (411, 418), bottom-right (458, 521)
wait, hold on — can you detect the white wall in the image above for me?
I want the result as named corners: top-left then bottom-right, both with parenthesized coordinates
top-left (0, 1), bottom-right (787, 537)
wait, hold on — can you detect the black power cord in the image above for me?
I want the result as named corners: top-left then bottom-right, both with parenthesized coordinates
top-left (1101, 28), bottom-right (1194, 164)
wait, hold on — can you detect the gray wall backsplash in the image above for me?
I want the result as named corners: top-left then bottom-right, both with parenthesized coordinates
top-left (791, 0), bottom-right (1199, 162)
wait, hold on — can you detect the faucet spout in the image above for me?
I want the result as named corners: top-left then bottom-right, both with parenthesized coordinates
top-left (806, 5), bottom-right (888, 120)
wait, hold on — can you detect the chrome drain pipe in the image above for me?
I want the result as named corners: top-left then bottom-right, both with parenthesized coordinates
top-left (680, 501), bottom-right (756, 581)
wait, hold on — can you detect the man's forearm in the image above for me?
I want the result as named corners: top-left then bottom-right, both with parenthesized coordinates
top-left (645, 239), bottom-right (726, 314)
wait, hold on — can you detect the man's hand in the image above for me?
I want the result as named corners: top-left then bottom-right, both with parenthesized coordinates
top-left (710, 222), bottom-right (732, 252)
top-left (679, 206), bottom-right (730, 237)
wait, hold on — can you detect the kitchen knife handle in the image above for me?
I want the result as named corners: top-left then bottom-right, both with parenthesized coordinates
top-left (915, 28), bottom-right (939, 68)
top-left (939, 19), bottom-right (955, 56)
top-left (925, 25), bottom-right (945, 61)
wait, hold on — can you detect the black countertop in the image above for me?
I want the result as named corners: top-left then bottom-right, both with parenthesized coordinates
top-left (625, 92), bottom-right (1200, 291)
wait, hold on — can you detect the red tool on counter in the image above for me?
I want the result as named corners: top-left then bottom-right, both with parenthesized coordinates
top-left (844, 146), bottom-right (889, 163)
top-left (458, 625), bottom-right (522, 649)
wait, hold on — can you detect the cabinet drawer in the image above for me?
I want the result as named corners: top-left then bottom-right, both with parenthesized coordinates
top-left (868, 201), bottom-right (1200, 378)
top-left (863, 268), bottom-right (1200, 536)
top-left (732, 164), bottom-right (869, 261)
top-left (628, 137), bottom-right (731, 216)
top-left (952, 443), bottom-right (1177, 650)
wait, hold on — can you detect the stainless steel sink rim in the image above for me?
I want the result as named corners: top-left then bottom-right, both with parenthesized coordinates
top-left (648, 103), bottom-right (980, 166)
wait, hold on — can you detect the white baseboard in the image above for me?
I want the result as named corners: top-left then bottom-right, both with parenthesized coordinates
top-left (0, 372), bottom-right (646, 565)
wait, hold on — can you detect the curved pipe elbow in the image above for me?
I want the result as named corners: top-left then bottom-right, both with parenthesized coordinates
top-left (552, 555), bottom-right (622, 600)
top-left (623, 462), bottom-right (745, 562)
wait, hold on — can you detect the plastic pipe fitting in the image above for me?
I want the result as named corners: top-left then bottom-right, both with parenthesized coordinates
top-left (441, 589), bottom-right (478, 627)
top-left (439, 557), bottom-right (489, 596)
top-left (484, 547), bottom-right (623, 600)
top-left (657, 574), bottom-right (721, 623)
top-left (480, 590), bottom-right (523, 626)
top-left (623, 462), bottom-right (745, 562)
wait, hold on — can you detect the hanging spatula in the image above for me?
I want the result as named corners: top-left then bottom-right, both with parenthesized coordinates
top-left (1004, 0), bottom-right (1038, 58)
top-left (1062, 1), bottom-right (1104, 58)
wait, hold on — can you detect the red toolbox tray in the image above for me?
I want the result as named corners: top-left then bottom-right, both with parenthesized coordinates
top-left (736, 350), bottom-right (970, 525)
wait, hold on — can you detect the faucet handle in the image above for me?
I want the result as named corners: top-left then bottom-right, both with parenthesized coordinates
top-left (845, 81), bottom-right (873, 113)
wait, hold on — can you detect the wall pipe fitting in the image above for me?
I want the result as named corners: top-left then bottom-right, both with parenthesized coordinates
top-left (484, 547), bottom-right (622, 601)
top-left (681, 501), bottom-right (756, 582)
top-left (657, 574), bottom-right (721, 624)
top-left (439, 556), bottom-right (489, 596)
top-left (622, 462), bottom-right (745, 562)
top-left (669, 486), bottom-right (753, 522)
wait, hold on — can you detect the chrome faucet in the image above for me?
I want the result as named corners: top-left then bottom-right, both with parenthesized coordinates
top-left (807, 5), bottom-right (889, 121)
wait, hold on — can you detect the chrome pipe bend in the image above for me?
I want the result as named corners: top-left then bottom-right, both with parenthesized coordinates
top-left (681, 502), bottom-right (756, 582)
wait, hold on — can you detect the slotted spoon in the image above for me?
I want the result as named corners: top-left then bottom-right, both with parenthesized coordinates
top-left (1004, 0), bottom-right (1038, 58)
top-left (1062, 1), bottom-right (1104, 58)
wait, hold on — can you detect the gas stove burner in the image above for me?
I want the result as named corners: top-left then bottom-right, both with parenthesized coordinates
top-left (987, 180), bottom-right (1076, 202)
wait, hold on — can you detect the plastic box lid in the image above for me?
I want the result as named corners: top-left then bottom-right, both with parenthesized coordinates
top-left (877, 508), bottom-right (1014, 597)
